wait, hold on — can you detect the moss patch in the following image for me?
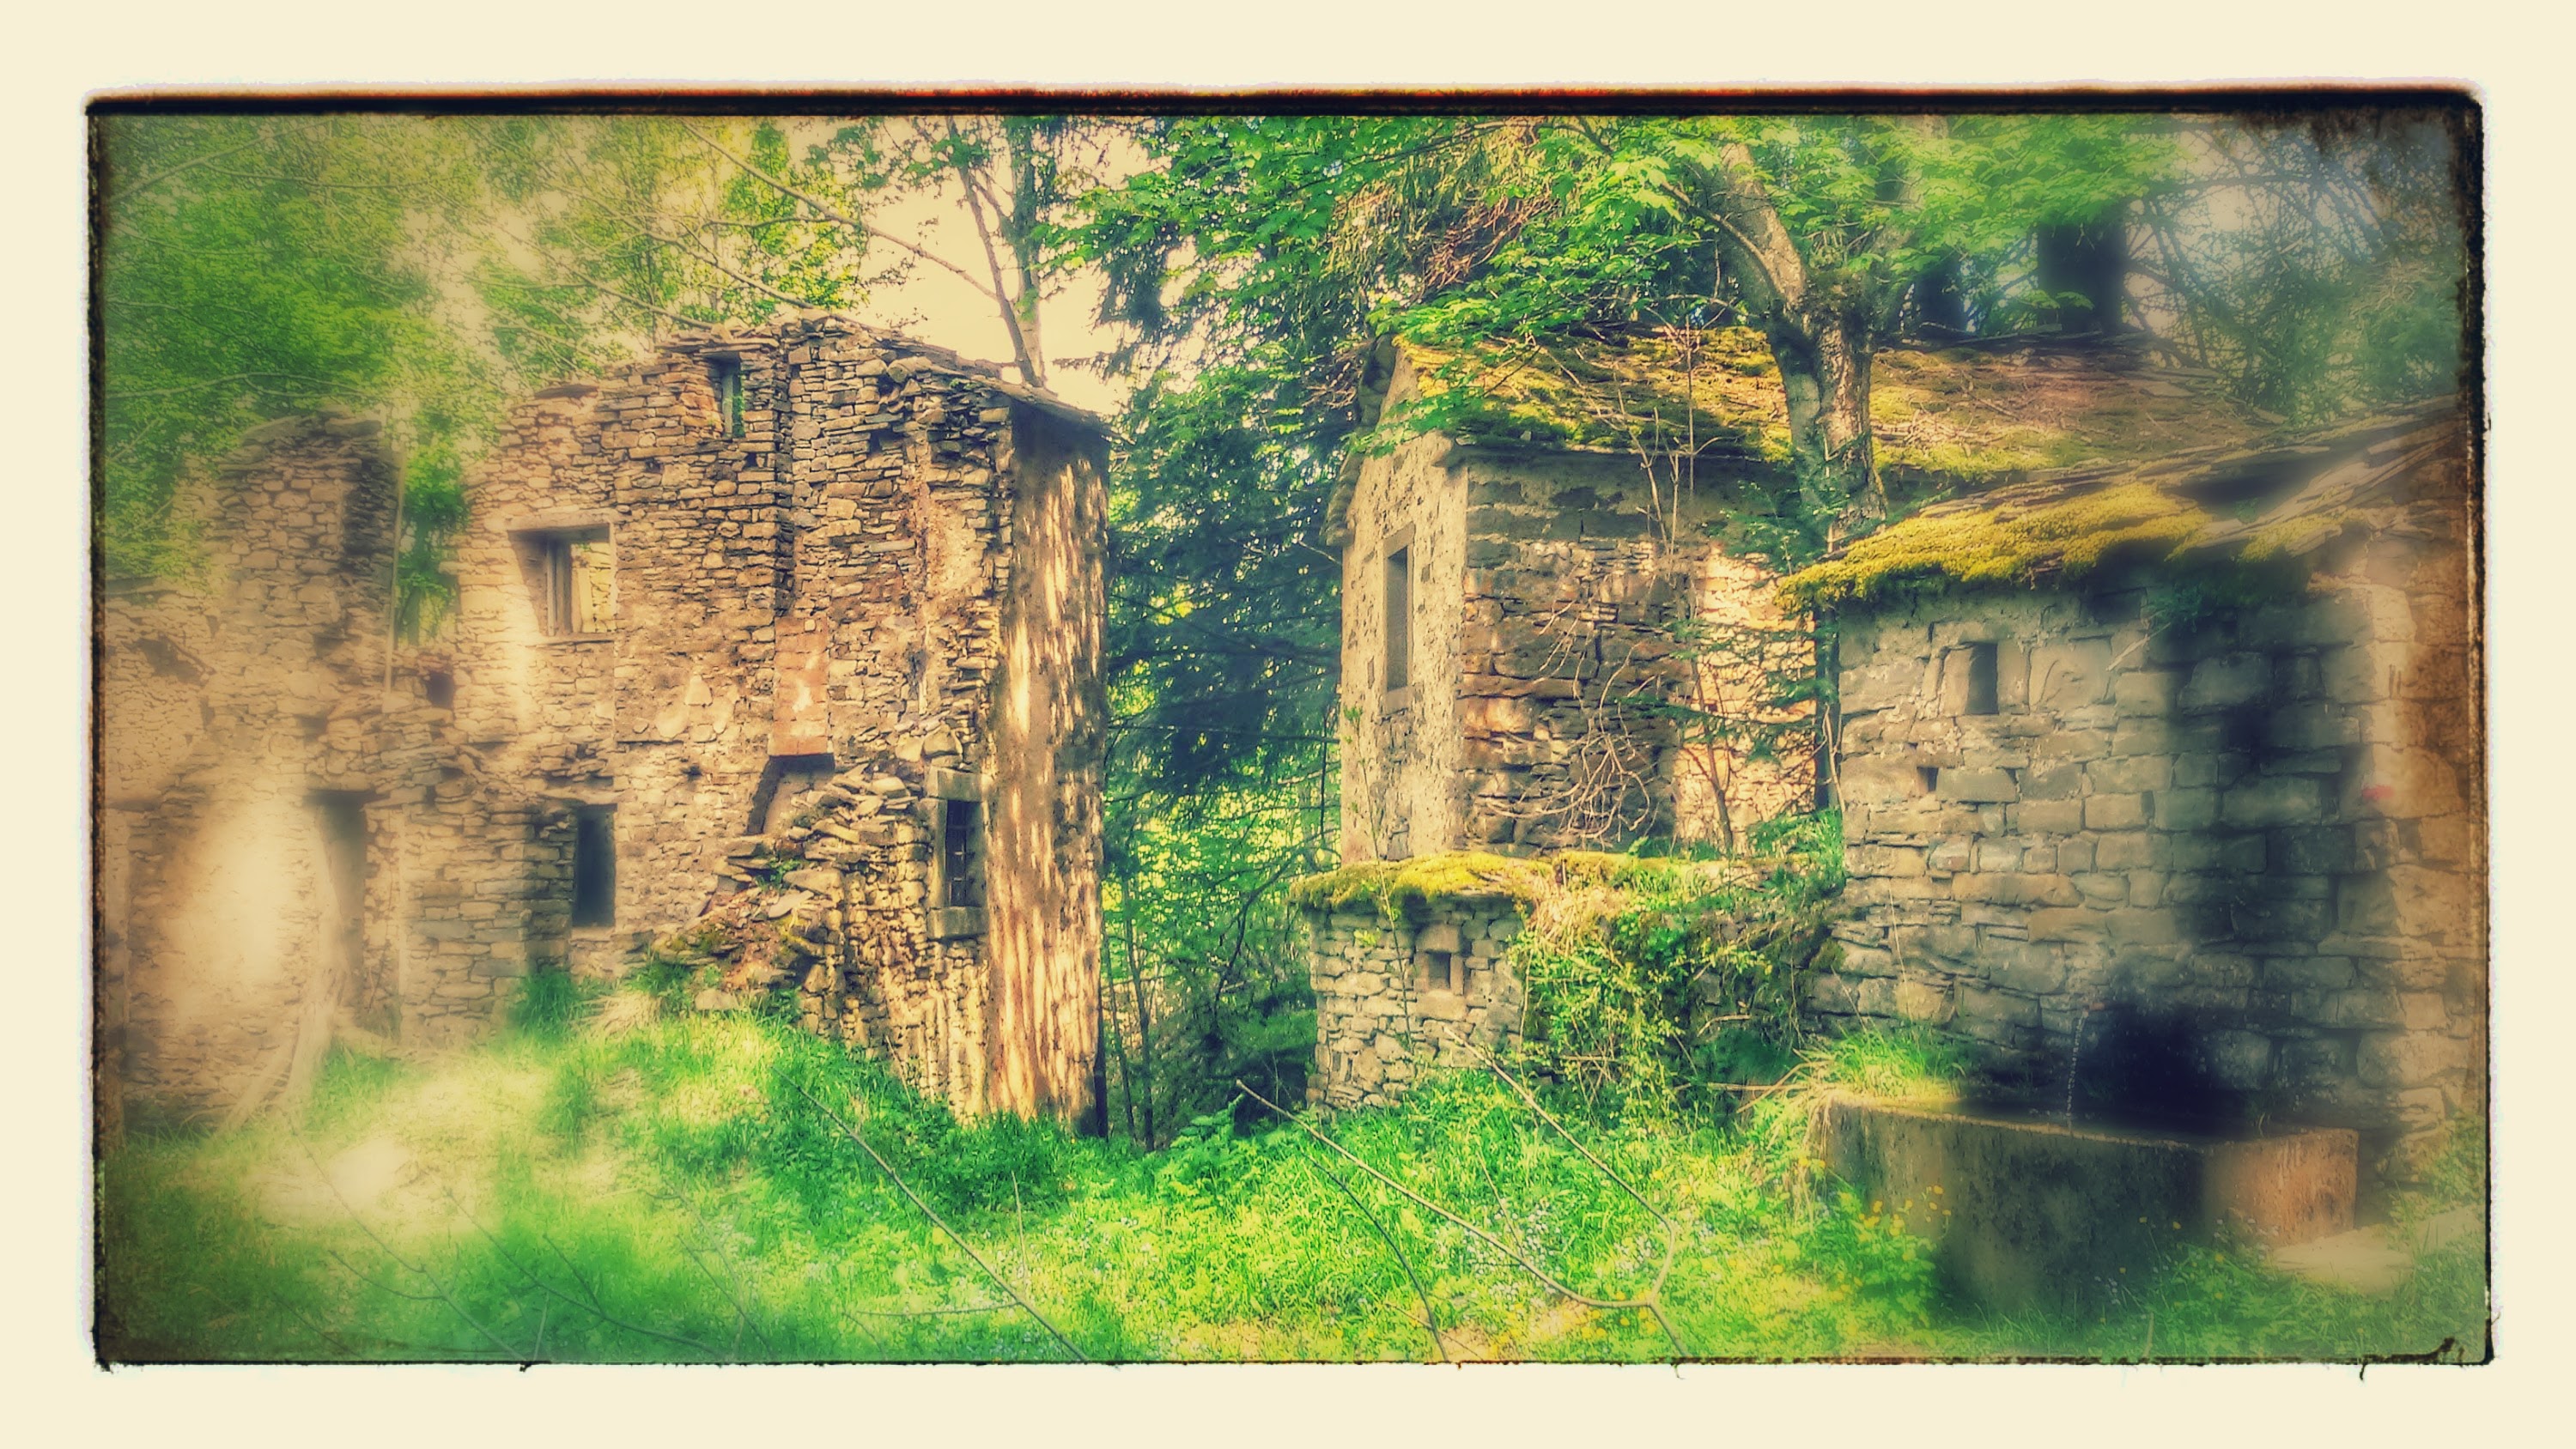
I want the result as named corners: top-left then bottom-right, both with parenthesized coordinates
top-left (1286, 849), bottom-right (1750, 920)
top-left (1386, 328), bottom-right (2250, 487)
top-left (1778, 480), bottom-right (2213, 609)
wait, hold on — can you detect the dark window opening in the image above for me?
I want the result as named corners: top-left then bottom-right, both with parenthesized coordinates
top-left (422, 669), bottom-right (455, 710)
top-left (1383, 544), bottom-right (1412, 694)
top-left (942, 797), bottom-right (981, 908)
top-left (314, 792), bottom-right (368, 990)
top-left (1417, 948), bottom-right (1461, 995)
top-left (572, 808), bottom-right (616, 928)
top-left (1965, 641), bottom-right (1999, 715)
top-left (1917, 765), bottom-right (1941, 795)
top-left (710, 355), bottom-right (744, 438)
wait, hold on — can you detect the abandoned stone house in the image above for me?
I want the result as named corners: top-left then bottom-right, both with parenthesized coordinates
top-left (1786, 397), bottom-right (2483, 1186)
top-left (1309, 328), bottom-right (2343, 1113)
top-left (1328, 329), bottom-right (1820, 867)
top-left (97, 314), bottom-right (1109, 1131)
top-left (1307, 324), bottom-right (2485, 1191)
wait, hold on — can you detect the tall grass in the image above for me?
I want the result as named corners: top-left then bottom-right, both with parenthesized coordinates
top-left (96, 1004), bottom-right (2486, 1363)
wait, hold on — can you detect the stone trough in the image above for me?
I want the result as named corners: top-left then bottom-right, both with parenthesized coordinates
top-left (1815, 1093), bottom-right (2357, 1315)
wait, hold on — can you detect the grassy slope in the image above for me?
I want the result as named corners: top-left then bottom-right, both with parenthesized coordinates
top-left (97, 1010), bottom-right (2486, 1365)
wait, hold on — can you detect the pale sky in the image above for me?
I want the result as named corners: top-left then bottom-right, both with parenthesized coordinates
top-left (834, 133), bottom-right (1133, 419)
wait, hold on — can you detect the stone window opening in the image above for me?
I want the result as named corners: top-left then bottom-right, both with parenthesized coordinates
top-left (312, 791), bottom-right (370, 996)
top-left (528, 527), bottom-right (613, 638)
top-left (749, 753), bottom-right (836, 836)
top-left (571, 806), bottom-right (616, 928)
top-left (709, 355), bottom-right (745, 439)
top-left (1416, 947), bottom-right (1463, 997)
top-left (422, 668), bottom-right (455, 710)
top-left (1383, 533), bottom-right (1414, 698)
top-left (1917, 765), bottom-right (1941, 795)
top-left (1963, 641), bottom-right (2000, 715)
top-left (927, 768), bottom-right (987, 940)
top-left (943, 799), bottom-right (980, 906)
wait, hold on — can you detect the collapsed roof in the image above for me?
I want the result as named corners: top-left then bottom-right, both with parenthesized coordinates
top-left (1777, 397), bottom-right (2468, 610)
top-left (1374, 324), bottom-right (2263, 488)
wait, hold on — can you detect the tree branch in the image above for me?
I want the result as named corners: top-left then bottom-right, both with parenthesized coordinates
top-left (1299, 1156), bottom-right (1449, 1362)
top-left (793, 1080), bottom-right (1088, 1361)
top-left (1236, 1080), bottom-right (1688, 1358)
top-left (677, 121), bottom-right (1001, 303)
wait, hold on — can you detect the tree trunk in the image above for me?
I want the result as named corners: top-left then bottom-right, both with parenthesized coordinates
top-left (1765, 307), bottom-right (1884, 521)
top-left (1684, 140), bottom-right (1889, 524)
top-left (1005, 136), bottom-right (1048, 385)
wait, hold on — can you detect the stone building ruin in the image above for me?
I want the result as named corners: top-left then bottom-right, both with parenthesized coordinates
top-left (1786, 397), bottom-right (2483, 1187)
top-left (1329, 330), bottom-right (1820, 864)
top-left (1308, 329), bottom-right (2322, 1113)
top-left (97, 315), bottom-right (1109, 1131)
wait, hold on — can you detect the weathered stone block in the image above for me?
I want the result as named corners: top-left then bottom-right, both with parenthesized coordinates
top-left (2223, 776), bottom-right (2324, 829)
top-left (2014, 798), bottom-right (2084, 835)
top-left (2179, 653), bottom-right (2270, 712)
top-left (2083, 793), bottom-right (2148, 831)
top-left (1943, 768), bottom-right (2020, 803)
top-left (2154, 789), bottom-right (2219, 832)
top-left (2029, 640), bottom-right (2111, 709)
top-left (2113, 670), bottom-right (2180, 717)
top-left (1815, 1096), bottom-right (2356, 1313)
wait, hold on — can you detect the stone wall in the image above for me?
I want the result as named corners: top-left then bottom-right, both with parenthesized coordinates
top-left (446, 314), bottom-right (1107, 1123)
top-left (98, 417), bottom-right (540, 1121)
top-left (99, 317), bottom-right (1109, 1128)
top-left (1337, 353), bottom-right (1814, 861)
top-left (1814, 433), bottom-right (2483, 1185)
top-left (1303, 895), bottom-right (1528, 1111)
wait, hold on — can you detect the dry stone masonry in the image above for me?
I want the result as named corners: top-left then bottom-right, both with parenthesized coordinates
top-left (1332, 342), bottom-right (1815, 862)
top-left (1794, 402), bottom-right (2483, 1188)
top-left (1302, 893), bottom-right (1528, 1111)
top-left (1303, 331), bottom-right (2483, 1178)
top-left (98, 315), bottom-right (1109, 1129)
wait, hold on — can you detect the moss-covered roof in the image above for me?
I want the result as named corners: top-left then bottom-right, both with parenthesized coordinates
top-left (1287, 849), bottom-right (1752, 919)
top-left (1777, 398), bottom-right (2465, 609)
top-left (1382, 325), bottom-right (2263, 488)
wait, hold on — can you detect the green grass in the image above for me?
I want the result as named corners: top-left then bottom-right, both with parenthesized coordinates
top-left (96, 1010), bottom-right (2488, 1363)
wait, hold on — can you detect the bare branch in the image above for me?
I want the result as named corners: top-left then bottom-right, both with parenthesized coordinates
top-left (676, 121), bottom-right (1001, 302)
top-left (793, 1080), bottom-right (1088, 1361)
top-left (112, 118), bottom-right (332, 197)
top-left (1473, 1046), bottom-right (1671, 1231)
top-left (1299, 1155), bottom-right (1449, 1363)
top-left (1235, 1080), bottom-right (1688, 1358)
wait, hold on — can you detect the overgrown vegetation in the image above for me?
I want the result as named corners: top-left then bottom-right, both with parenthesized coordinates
top-left (1499, 811), bottom-right (1846, 1117)
top-left (98, 1001), bottom-right (2482, 1363)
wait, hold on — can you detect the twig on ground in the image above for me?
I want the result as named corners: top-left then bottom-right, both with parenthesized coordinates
top-left (1473, 1048), bottom-right (1671, 1230)
top-left (425, 1174), bottom-right (730, 1361)
top-left (1236, 1081), bottom-right (1690, 1359)
top-left (1298, 1155), bottom-right (1449, 1363)
top-left (539, 1232), bottom-right (730, 1360)
top-left (793, 1079), bottom-right (1088, 1361)
top-left (293, 1129), bottom-right (523, 1358)
top-left (653, 1181), bottom-right (776, 1356)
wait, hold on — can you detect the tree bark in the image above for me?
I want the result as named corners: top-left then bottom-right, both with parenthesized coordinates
top-left (1688, 141), bottom-right (1891, 520)
top-left (1764, 306), bottom-right (1883, 521)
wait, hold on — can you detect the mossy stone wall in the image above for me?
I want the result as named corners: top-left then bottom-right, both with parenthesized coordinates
top-left (1818, 456), bottom-right (2482, 1188)
top-left (1303, 896), bottom-right (1528, 1112)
